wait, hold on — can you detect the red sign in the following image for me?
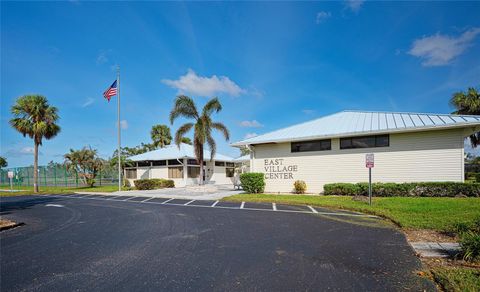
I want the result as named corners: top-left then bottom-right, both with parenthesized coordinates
top-left (365, 153), bottom-right (374, 168)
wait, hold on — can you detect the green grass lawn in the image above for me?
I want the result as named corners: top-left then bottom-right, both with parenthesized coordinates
top-left (0, 185), bottom-right (127, 196)
top-left (430, 267), bottom-right (480, 292)
top-left (222, 194), bottom-right (480, 232)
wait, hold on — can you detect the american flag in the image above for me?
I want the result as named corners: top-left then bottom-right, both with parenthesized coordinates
top-left (103, 80), bottom-right (117, 101)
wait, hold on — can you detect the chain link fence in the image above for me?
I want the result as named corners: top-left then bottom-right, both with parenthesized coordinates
top-left (0, 165), bottom-right (119, 188)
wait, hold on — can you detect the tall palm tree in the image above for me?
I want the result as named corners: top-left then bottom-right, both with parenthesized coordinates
top-left (170, 95), bottom-right (230, 185)
top-left (150, 124), bottom-right (172, 148)
top-left (450, 87), bottom-right (480, 147)
top-left (10, 95), bottom-right (60, 192)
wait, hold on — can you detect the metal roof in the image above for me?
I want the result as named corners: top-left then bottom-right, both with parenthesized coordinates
top-left (232, 110), bottom-right (480, 146)
top-left (128, 143), bottom-right (235, 162)
top-left (233, 154), bottom-right (250, 162)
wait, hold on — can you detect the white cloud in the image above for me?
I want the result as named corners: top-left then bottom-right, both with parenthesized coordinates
top-left (96, 49), bottom-right (111, 64)
top-left (408, 27), bottom-right (480, 67)
top-left (239, 120), bottom-right (263, 128)
top-left (244, 133), bottom-right (258, 139)
top-left (82, 97), bottom-right (94, 108)
top-left (344, 0), bottom-right (364, 13)
top-left (316, 11), bottom-right (331, 24)
top-left (162, 69), bottom-right (245, 97)
top-left (20, 147), bottom-right (35, 154)
top-left (120, 120), bottom-right (128, 130)
top-left (5, 147), bottom-right (41, 157)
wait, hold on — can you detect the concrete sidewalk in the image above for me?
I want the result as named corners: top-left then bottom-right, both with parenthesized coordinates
top-left (410, 242), bottom-right (460, 258)
top-left (76, 184), bottom-right (243, 200)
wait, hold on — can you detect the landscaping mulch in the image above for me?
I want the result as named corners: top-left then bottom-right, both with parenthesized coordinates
top-left (0, 218), bottom-right (23, 231)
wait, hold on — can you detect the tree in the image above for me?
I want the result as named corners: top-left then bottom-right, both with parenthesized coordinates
top-left (240, 147), bottom-right (251, 156)
top-left (10, 95), bottom-right (60, 192)
top-left (0, 156), bottom-right (7, 169)
top-left (64, 147), bottom-right (104, 187)
top-left (170, 95), bottom-right (230, 185)
top-left (450, 87), bottom-right (480, 147)
top-left (181, 137), bottom-right (192, 145)
top-left (151, 124), bottom-right (172, 148)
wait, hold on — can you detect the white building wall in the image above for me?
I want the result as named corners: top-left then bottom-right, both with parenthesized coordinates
top-left (251, 129), bottom-right (465, 193)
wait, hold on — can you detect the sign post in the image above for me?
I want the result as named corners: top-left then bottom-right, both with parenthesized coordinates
top-left (7, 171), bottom-right (14, 191)
top-left (365, 154), bottom-right (374, 205)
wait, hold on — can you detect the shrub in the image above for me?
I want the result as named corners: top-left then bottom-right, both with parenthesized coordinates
top-left (134, 179), bottom-right (157, 190)
top-left (240, 173), bottom-right (265, 193)
top-left (133, 178), bottom-right (175, 190)
top-left (475, 173), bottom-right (480, 183)
top-left (123, 178), bottom-right (131, 188)
top-left (293, 180), bottom-right (307, 194)
top-left (323, 183), bottom-right (361, 196)
top-left (460, 231), bottom-right (480, 262)
top-left (322, 182), bottom-right (480, 197)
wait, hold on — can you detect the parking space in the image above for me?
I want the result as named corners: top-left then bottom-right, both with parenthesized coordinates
top-left (39, 194), bottom-right (379, 219)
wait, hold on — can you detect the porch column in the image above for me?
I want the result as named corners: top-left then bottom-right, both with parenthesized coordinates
top-left (183, 158), bottom-right (188, 187)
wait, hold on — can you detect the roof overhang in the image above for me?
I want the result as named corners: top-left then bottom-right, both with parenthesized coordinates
top-left (231, 123), bottom-right (480, 147)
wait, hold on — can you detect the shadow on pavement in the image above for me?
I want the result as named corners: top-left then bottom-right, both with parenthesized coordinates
top-left (0, 196), bottom-right (64, 216)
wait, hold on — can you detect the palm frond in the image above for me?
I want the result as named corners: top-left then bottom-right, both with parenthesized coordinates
top-left (169, 95), bottom-right (199, 124)
top-left (206, 133), bottom-right (216, 162)
top-left (202, 97), bottom-right (222, 117)
top-left (211, 122), bottom-right (230, 141)
top-left (174, 123), bottom-right (194, 147)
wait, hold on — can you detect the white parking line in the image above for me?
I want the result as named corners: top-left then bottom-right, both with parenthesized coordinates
top-left (106, 196), bottom-right (122, 200)
top-left (40, 195), bottom-right (378, 218)
top-left (162, 198), bottom-right (175, 204)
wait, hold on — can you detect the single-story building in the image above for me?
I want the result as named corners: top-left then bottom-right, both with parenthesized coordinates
top-left (125, 143), bottom-right (238, 187)
top-left (231, 110), bottom-right (480, 193)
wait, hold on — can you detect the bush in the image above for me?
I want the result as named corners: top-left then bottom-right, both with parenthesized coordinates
top-left (323, 182), bottom-right (480, 197)
top-left (293, 180), bottom-right (307, 194)
top-left (240, 173), bottom-right (265, 193)
top-left (133, 178), bottom-right (175, 190)
top-left (323, 183), bottom-right (361, 196)
top-left (460, 231), bottom-right (480, 262)
top-left (123, 178), bottom-right (131, 188)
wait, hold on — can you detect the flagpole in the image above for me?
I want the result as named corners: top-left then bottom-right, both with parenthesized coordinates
top-left (117, 66), bottom-right (121, 192)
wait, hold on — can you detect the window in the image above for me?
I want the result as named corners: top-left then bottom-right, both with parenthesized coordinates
top-left (152, 160), bottom-right (166, 166)
top-left (291, 139), bottom-right (331, 153)
top-left (340, 135), bottom-right (389, 149)
top-left (168, 159), bottom-right (182, 166)
top-left (226, 168), bottom-right (235, 177)
top-left (137, 161), bottom-right (150, 167)
top-left (187, 166), bottom-right (200, 178)
top-left (125, 169), bottom-right (137, 179)
top-left (168, 166), bottom-right (183, 178)
top-left (215, 161), bottom-right (225, 167)
top-left (187, 159), bottom-right (199, 165)
top-left (226, 162), bottom-right (235, 167)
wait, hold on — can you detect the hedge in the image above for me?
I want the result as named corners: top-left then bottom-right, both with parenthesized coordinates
top-left (323, 182), bottom-right (480, 197)
top-left (134, 178), bottom-right (175, 190)
top-left (240, 173), bottom-right (265, 193)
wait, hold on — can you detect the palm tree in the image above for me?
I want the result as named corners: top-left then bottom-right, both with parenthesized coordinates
top-left (151, 124), bottom-right (172, 148)
top-left (450, 87), bottom-right (480, 147)
top-left (10, 95), bottom-right (60, 192)
top-left (170, 95), bottom-right (230, 185)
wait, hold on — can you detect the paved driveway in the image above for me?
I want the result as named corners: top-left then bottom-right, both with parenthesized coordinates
top-left (0, 195), bottom-right (434, 291)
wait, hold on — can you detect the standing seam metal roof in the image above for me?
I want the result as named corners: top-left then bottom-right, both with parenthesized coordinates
top-left (231, 110), bottom-right (480, 146)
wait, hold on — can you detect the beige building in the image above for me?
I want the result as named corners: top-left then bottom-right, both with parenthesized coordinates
top-left (232, 111), bottom-right (480, 193)
top-left (125, 143), bottom-right (237, 187)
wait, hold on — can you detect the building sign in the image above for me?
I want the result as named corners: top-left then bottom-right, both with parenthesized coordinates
top-left (7, 171), bottom-right (14, 179)
top-left (366, 153), bottom-right (374, 168)
top-left (263, 159), bottom-right (298, 179)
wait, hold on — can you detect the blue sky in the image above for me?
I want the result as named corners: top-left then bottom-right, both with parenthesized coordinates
top-left (1, 1), bottom-right (480, 167)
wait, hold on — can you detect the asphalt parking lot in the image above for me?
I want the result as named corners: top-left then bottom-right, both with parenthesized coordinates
top-left (0, 194), bottom-right (434, 291)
